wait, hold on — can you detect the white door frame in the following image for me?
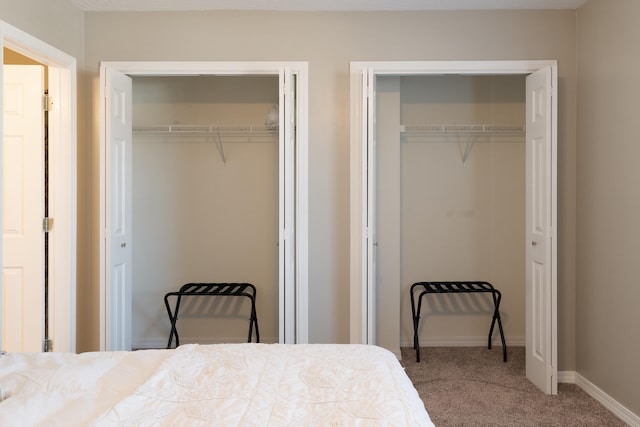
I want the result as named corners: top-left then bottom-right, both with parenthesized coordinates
top-left (99, 61), bottom-right (308, 350)
top-left (0, 20), bottom-right (77, 352)
top-left (349, 60), bottom-right (557, 391)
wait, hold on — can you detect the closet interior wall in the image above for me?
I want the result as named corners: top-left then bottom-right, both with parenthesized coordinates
top-left (131, 75), bottom-right (280, 348)
top-left (376, 75), bottom-right (527, 350)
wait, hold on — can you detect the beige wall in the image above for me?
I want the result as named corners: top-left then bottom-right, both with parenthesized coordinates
top-left (83, 10), bottom-right (578, 372)
top-left (0, 0), bottom-right (84, 61)
top-left (375, 75), bottom-right (527, 355)
top-left (398, 75), bottom-right (526, 348)
top-left (131, 76), bottom-right (280, 347)
top-left (577, 0), bottom-right (640, 416)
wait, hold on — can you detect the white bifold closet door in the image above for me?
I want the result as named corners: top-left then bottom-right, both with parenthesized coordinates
top-left (103, 68), bottom-right (133, 351)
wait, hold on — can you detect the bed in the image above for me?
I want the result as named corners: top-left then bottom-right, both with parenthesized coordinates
top-left (0, 343), bottom-right (434, 426)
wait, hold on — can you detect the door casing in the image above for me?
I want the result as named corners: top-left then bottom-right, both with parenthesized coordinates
top-left (99, 61), bottom-right (309, 350)
top-left (349, 60), bottom-right (558, 393)
top-left (0, 20), bottom-right (77, 353)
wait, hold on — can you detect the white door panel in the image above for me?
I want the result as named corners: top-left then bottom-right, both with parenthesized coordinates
top-left (525, 65), bottom-right (557, 394)
top-left (2, 65), bottom-right (45, 352)
top-left (105, 69), bottom-right (132, 351)
top-left (279, 68), bottom-right (298, 344)
top-left (365, 69), bottom-right (377, 345)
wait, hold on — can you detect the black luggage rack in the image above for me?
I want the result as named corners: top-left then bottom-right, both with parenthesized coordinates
top-left (164, 282), bottom-right (260, 349)
top-left (410, 281), bottom-right (507, 363)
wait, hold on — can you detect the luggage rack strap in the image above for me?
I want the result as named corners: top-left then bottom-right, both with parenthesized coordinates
top-left (174, 282), bottom-right (256, 297)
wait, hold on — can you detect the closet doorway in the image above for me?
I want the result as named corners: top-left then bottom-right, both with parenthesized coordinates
top-left (349, 61), bottom-right (557, 395)
top-left (99, 62), bottom-right (308, 351)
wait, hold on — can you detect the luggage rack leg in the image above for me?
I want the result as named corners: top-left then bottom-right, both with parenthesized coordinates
top-left (410, 281), bottom-right (507, 363)
top-left (164, 283), bottom-right (260, 349)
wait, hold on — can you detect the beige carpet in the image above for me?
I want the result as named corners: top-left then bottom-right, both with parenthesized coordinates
top-left (400, 346), bottom-right (627, 426)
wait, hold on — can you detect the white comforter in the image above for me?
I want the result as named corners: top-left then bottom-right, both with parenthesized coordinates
top-left (0, 344), bottom-right (434, 426)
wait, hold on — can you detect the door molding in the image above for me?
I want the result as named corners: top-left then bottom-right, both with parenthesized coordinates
top-left (99, 61), bottom-right (309, 349)
top-left (349, 60), bottom-right (557, 392)
top-left (0, 20), bottom-right (77, 352)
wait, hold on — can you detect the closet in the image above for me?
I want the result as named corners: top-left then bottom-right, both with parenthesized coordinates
top-left (130, 75), bottom-right (280, 348)
top-left (374, 74), bottom-right (527, 350)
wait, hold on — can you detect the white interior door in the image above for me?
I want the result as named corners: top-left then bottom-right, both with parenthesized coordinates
top-left (525, 65), bottom-right (557, 394)
top-left (2, 64), bottom-right (44, 352)
top-left (103, 68), bottom-right (133, 351)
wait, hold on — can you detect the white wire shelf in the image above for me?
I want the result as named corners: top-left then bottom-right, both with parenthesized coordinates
top-left (133, 124), bottom-right (278, 135)
top-left (400, 124), bottom-right (525, 139)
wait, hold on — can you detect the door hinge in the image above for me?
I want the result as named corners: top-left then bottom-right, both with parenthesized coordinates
top-left (42, 339), bottom-right (53, 352)
top-left (43, 94), bottom-right (54, 111)
top-left (43, 217), bottom-right (54, 233)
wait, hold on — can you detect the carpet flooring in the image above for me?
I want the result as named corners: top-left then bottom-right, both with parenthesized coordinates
top-left (400, 346), bottom-right (627, 426)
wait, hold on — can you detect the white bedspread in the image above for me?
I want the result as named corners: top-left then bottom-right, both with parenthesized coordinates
top-left (0, 344), bottom-right (434, 426)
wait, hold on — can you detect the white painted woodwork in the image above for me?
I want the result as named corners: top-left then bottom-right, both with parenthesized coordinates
top-left (2, 65), bottom-right (44, 352)
top-left (280, 68), bottom-right (298, 343)
top-left (365, 68), bottom-right (377, 345)
top-left (105, 69), bottom-right (133, 351)
top-left (525, 65), bottom-right (557, 394)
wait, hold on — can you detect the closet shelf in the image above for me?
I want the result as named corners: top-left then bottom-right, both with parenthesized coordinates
top-left (400, 124), bottom-right (525, 139)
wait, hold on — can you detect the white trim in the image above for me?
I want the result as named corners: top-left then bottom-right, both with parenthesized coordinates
top-left (99, 61), bottom-right (308, 349)
top-left (576, 373), bottom-right (640, 426)
top-left (0, 20), bottom-right (77, 353)
top-left (558, 370), bottom-right (576, 384)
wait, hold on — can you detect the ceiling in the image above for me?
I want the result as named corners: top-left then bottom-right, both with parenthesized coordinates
top-left (70, 0), bottom-right (589, 12)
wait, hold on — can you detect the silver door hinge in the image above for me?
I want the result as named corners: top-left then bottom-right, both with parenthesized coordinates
top-left (43, 94), bottom-right (54, 111)
top-left (42, 339), bottom-right (53, 352)
top-left (43, 217), bottom-right (54, 233)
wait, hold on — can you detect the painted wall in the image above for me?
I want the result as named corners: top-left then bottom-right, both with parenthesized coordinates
top-left (577, 0), bottom-right (640, 416)
top-left (374, 75), bottom-right (527, 356)
top-left (0, 0), bottom-right (84, 61)
top-left (398, 75), bottom-right (526, 349)
top-left (131, 75), bottom-right (280, 347)
top-left (82, 10), bottom-right (577, 373)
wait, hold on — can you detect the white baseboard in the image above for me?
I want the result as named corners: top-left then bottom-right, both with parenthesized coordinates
top-left (400, 335), bottom-right (525, 347)
top-left (573, 372), bottom-right (640, 426)
top-left (557, 370), bottom-right (576, 384)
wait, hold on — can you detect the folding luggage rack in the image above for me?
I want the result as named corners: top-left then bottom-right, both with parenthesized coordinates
top-left (164, 282), bottom-right (260, 349)
top-left (410, 281), bottom-right (507, 363)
